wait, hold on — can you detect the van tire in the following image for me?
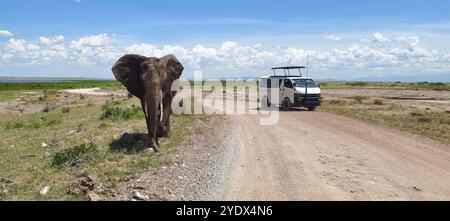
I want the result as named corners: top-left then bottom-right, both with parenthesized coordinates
top-left (281, 98), bottom-right (291, 111)
top-left (261, 96), bottom-right (271, 109)
top-left (308, 106), bottom-right (316, 111)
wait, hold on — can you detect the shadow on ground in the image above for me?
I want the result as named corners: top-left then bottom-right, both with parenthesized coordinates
top-left (109, 133), bottom-right (151, 153)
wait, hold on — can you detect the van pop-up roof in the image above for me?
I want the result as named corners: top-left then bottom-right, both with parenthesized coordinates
top-left (271, 66), bottom-right (306, 77)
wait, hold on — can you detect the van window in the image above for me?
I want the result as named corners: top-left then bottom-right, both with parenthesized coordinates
top-left (292, 79), bottom-right (318, 88)
top-left (279, 79), bottom-right (283, 88)
top-left (284, 79), bottom-right (293, 88)
top-left (267, 79), bottom-right (271, 88)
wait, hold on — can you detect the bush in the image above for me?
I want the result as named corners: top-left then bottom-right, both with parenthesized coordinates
top-left (351, 96), bottom-right (369, 104)
top-left (373, 99), bottom-right (384, 105)
top-left (79, 94), bottom-right (86, 100)
top-left (30, 117), bottom-right (61, 128)
top-left (4, 121), bottom-right (24, 129)
top-left (418, 117), bottom-right (432, 123)
top-left (410, 112), bottom-right (424, 117)
top-left (52, 143), bottom-right (99, 168)
top-left (100, 104), bottom-right (142, 121)
top-left (62, 107), bottom-right (71, 113)
top-left (328, 100), bottom-right (347, 105)
top-left (4, 117), bottom-right (60, 130)
top-left (346, 82), bottom-right (369, 87)
top-left (42, 106), bottom-right (50, 113)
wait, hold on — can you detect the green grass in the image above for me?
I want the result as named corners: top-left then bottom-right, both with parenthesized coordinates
top-left (100, 99), bottom-right (143, 121)
top-left (0, 91), bottom-right (20, 102)
top-left (321, 81), bottom-right (450, 91)
top-left (52, 143), bottom-right (99, 168)
top-left (0, 80), bottom-right (122, 103)
top-left (0, 80), bottom-right (122, 91)
top-left (0, 97), bottom-right (202, 200)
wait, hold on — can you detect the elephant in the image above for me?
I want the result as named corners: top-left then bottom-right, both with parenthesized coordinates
top-left (112, 54), bottom-right (184, 151)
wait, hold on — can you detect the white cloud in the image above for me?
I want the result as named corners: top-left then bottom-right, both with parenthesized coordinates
top-left (324, 35), bottom-right (342, 41)
top-left (1, 33), bottom-right (450, 78)
top-left (39, 35), bottom-right (65, 46)
top-left (70, 34), bottom-right (111, 49)
top-left (0, 30), bottom-right (13, 37)
top-left (361, 32), bottom-right (392, 43)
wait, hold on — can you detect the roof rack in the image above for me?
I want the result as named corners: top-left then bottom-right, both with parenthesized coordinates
top-left (271, 66), bottom-right (306, 77)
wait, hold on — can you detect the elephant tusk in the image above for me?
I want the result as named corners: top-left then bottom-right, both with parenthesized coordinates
top-left (160, 101), bottom-right (164, 122)
top-left (144, 99), bottom-right (149, 119)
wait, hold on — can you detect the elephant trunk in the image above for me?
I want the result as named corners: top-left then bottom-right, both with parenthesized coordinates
top-left (143, 89), bottom-right (164, 150)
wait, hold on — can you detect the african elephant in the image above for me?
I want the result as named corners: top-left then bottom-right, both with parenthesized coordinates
top-left (112, 54), bottom-right (184, 151)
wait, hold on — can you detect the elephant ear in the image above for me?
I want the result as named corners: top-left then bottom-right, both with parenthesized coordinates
top-left (112, 54), bottom-right (148, 99)
top-left (160, 54), bottom-right (184, 81)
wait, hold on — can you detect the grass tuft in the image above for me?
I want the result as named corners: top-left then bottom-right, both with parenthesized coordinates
top-left (52, 143), bottom-right (99, 168)
top-left (62, 107), bottom-right (71, 114)
top-left (373, 99), bottom-right (384, 105)
top-left (350, 96), bottom-right (369, 104)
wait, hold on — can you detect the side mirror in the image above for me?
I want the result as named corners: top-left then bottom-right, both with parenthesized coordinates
top-left (318, 83), bottom-right (321, 88)
top-left (292, 82), bottom-right (297, 87)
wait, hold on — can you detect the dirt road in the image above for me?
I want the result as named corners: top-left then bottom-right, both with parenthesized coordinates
top-left (223, 111), bottom-right (450, 200)
top-left (196, 88), bottom-right (450, 201)
top-left (58, 88), bottom-right (450, 201)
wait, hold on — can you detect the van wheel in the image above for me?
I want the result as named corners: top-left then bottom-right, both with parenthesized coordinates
top-left (261, 96), bottom-right (271, 109)
top-left (308, 106), bottom-right (316, 111)
top-left (281, 98), bottom-right (291, 111)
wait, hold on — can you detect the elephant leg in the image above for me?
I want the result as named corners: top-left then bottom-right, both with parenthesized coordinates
top-left (166, 116), bottom-right (172, 137)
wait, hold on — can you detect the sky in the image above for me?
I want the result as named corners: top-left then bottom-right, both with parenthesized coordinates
top-left (1, 0), bottom-right (450, 81)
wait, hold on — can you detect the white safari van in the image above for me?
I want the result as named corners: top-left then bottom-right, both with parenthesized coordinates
top-left (259, 66), bottom-right (322, 111)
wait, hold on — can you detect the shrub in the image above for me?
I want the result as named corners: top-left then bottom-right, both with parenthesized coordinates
top-left (62, 107), bottom-right (71, 113)
top-left (30, 117), bottom-right (60, 128)
top-left (42, 106), bottom-right (50, 113)
top-left (346, 82), bottom-right (369, 87)
top-left (127, 93), bottom-right (134, 99)
top-left (328, 100), bottom-right (347, 105)
top-left (4, 121), bottom-right (24, 130)
top-left (373, 99), bottom-right (384, 105)
top-left (418, 117), bottom-right (432, 123)
top-left (410, 112), bottom-right (424, 117)
top-left (79, 94), bottom-right (86, 100)
top-left (350, 96), bottom-right (369, 104)
top-left (100, 105), bottom-right (142, 121)
top-left (52, 143), bottom-right (99, 168)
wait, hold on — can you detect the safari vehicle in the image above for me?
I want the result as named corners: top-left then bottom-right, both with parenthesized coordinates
top-left (259, 66), bottom-right (322, 111)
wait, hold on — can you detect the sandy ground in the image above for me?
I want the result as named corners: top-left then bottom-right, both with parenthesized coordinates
top-left (0, 88), bottom-right (127, 115)
top-left (62, 88), bottom-right (127, 97)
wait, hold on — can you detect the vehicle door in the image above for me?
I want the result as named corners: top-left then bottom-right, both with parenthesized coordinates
top-left (278, 78), bottom-right (284, 105)
top-left (284, 79), bottom-right (295, 104)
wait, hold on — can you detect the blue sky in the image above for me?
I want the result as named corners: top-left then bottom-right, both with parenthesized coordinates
top-left (1, 0), bottom-right (450, 80)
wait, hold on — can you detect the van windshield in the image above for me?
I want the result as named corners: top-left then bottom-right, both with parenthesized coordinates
top-left (292, 79), bottom-right (318, 88)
